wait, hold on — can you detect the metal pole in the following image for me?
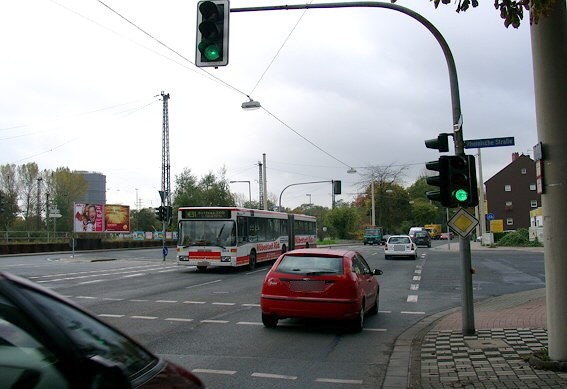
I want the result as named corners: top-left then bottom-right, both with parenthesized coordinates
top-left (262, 153), bottom-right (268, 210)
top-left (371, 179), bottom-right (376, 226)
top-left (446, 208), bottom-right (450, 251)
top-left (331, 181), bottom-right (336, 209)
top-left (279, 180), bottom-right (333, 211)
top-left (36, 177), bottom-right (42, 231)
top-left (477, 148), bottom-right (486, 240)
top-left (46, 193), bottom-right (50, 243)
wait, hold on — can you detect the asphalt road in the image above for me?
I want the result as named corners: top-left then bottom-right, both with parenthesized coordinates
top-left (0, 242), bottom-right (545, 388)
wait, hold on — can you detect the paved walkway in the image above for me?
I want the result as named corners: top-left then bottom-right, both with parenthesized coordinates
top-left (382, 288), bottom-right (567, 388)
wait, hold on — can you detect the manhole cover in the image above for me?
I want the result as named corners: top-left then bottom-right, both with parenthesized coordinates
top-left (466, 339), bottom-right (509, 350)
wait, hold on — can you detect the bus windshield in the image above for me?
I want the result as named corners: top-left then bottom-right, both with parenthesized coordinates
top-left (179, 220), bottom-right (236, 248)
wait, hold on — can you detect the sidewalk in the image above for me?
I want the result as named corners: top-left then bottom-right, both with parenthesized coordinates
top-left (382, 288), bottom-right (567, 388)
top-left (432, 241), bottom-right (545, 253)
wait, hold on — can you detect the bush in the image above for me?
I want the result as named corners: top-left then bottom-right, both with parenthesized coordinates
top-left (497, 229), bottom-right (543, 247)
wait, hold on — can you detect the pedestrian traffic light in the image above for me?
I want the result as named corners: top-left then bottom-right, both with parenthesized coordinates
top-left (446, 155), bottom-right (478, 208)
top-left (196, 0), bottom-right (229, 67)
top-left (425, 133), bottom-right (450, 152)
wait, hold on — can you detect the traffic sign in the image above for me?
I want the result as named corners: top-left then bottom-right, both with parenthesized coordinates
top-left (464, 137), bottom-right (515, 149)
top-left (486, 213), bottom-right (495, 221)
top-left (448, 208), bottom-right (479, 238)
top-left (162, 246), bottom-right (169, 257)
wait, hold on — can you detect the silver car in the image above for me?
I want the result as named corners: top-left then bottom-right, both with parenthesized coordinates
top-left (384, 235), bottom-right (418, 260)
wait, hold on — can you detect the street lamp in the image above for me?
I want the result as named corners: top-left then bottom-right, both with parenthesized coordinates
top-left (241, 97), bottom-right (261, 110)
top-left (230, 180), bottom-right (252, 204)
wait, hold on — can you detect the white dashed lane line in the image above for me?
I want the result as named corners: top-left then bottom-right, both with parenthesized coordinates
top-left (130, 315), bottom-right (158, 320)
top-left (165, 318), bottom-right (193, 322)
top-left (200, 319), bottom-right (229, 324)
top-left (183, 301), bottom-right (207, 304)
top-left (192, 369), bottom-right (236, 375)
top-left (236, 321), bottom-right (263, 326)
top-left (410, 284), bottom-right (419, 291)
top-left (156, 300), bottom-right (178, 303)
top-left (407, 295), bottom-right (418, 303)
top-left (98, 314), bottom-right (124, 318)
top-left (186, 279), bottom-right (222, 289)
top-left (122, 273), bottom-right (145, 278)
top-left (401, 311), bottom-right (426, 315)
top-left (252, 372), bottom-right (297, 380)
top-left (412, 275), bottom-right (421, 281)
top-left (212, 302), bottom-right (235, 306)
top-left (316, 378), bottom-right (363, 385)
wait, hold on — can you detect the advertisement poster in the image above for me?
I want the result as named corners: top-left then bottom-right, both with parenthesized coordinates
top-left (145, 232), bottom-right (153, 240)
top-left (132, 231), bottom-right (145, 240)
top-left (74, 203), bottom-right (104, 233)
top-left (154, 231), bottom-right (165, 241)
top-left (105, 204), bottom-right (130, 232)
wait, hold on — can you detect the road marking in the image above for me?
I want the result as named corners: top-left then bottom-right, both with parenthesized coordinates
top-left (316, 378), bottom-right (363, 384)
top-left (252, 372), bottom-right (297, 380)
top-left (186, 279), bottom-right (221, 289)
top-left (246, 268), bottom-right (268, 275)
top-left (78, 279), bottom-right (106, 285)
top-left (183, 300), bottom-right (206, 304)
top-left (242, 303), bottom-right (261, 307)
top-left (76, 296), bottom-right (96, 299)
top-left (192, 369), bottom-right (236, 375)
top-left (410, 284), bottom-right (420, 291)
top-left (102, 297), bottom-right (124, 301)
top-left (123, 273), bottom-right (144, 278)
top-left (236, 321), bottom-right (263, 326)
top-left (401, 311), bottom-right (426, 315)
top-left (363, 328), bottom-right (387, 332)
top-left (165, 318), bottom-right (194, 322)
top-left (407, 295), bottom-right (418, 303)
top-left (156, 300), bottom-right (178, 303)
top-left (157, 268), bottom-right (180, 273)
top-left (412, 275), bottom-right (421, 281)
top-left (98, 314), bottom-right (124, 318)
top-left (378, 310), bottom-right (391, 314)
top-left (416, 264), bottom-right (423, 269)
top-left (129, 299), bottom-right (149, 302)
top-left (130, 315), bottom-right (157, 320)
top-left (414, 269), bottom-right (422, 274)
top-left (212, 302), bottom-right (235, 306)
top-left (28, 264), bottom-right (159, 279)
top-left (201, 320), bottom-right (229, 324)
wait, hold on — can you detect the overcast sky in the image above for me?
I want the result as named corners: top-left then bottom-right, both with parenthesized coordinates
top-left (0, 0), bottom-right (537, 210)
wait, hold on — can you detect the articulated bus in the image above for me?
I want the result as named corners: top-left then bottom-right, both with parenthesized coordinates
top-left (176, 207), bottom-right (317, 270)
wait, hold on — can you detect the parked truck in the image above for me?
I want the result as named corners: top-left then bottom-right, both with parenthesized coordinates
top-left (424, 224), bottom-right (442, 240)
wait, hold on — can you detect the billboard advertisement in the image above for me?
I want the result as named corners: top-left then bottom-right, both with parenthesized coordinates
top-left (105, 204), bottom-right (130, 232)
top-left (74, 203), bottom-right (104, 232)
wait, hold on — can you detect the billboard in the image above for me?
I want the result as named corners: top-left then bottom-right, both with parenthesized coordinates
top-left (105, 204), bottom-right (130, 232)
top-left (74, 203), bottom-right (104, 232)
top-left (74, 203), bottom-right (130, 233)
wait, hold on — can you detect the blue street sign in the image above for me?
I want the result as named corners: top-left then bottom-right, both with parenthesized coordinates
top-left (464, 137), bottom-right (515, 149)
top-left (486, 213), bottom-right (495, 221)
top-left (162, 246), bottom-right (169, 257)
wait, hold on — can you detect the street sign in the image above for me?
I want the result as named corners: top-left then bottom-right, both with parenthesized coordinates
top-left (49, 213), bottom-right (62, 218)
top-left (464, 137), bottom-right (515, 149)
top-left (486, 213), bottom-right (495, 221)
top-left (162, 246), bottom-right (169, 257)
top-left (448, 208), bottom-right (479, 238)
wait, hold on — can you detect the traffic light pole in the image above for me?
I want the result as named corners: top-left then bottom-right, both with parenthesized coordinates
top-left (231, 0), bottom-right (475, 336)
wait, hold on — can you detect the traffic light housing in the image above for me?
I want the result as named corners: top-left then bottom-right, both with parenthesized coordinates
top-left (426, 156), bottom-right (478, 208)
top-left (196, 0), bottom-right (229, 67)
top-left (425, 133), bottom-right (450, 152)
top-left (333, 180), bottom-right (342, 195)
top-left (155, 206), bottom-right (164, 222)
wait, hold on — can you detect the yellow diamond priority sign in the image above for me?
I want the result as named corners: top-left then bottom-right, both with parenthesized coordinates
top-left (447, 208), bottom-right (479, 238)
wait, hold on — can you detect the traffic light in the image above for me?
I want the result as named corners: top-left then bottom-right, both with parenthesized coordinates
top-left (165, 206), bottom-right (173, 222)
top-left (425, 133), bottom-right (450, 152)
top-left (426, 156), bottom-right (478, 208)
top-left (446, 155), bottom-right (478, 208)
top-left (196, 0), bottom-right (229, 67)
top-left (155, 206), bottom-right (164, 222)
top-left (426, 156), bottom-right (450, 204)
top-left (333, 180), bottom-right (342, 195)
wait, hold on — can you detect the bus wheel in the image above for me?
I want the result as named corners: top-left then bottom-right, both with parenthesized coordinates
top-left (197, 266), bottom-right (207, 272)
top-left (281, 245), bottom-right (287, 254)
top-left (248, 250), bottom-right (257, 270)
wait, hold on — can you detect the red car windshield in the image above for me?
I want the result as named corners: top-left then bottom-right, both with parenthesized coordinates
top-left (275, 255), bottom-right (344, 276)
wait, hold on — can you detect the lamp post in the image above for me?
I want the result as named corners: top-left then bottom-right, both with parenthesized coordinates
top-left (306, 194), bottom-right (312, 205)
top-left (230, 180), bottom-right (252, 204)
top-left (36, 177), bottom-right (43, 231)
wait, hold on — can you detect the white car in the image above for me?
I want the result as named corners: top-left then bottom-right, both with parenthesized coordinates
top-left (384, 235), bottom-right (418, 260)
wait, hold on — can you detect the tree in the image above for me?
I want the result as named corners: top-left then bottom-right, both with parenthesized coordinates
top-left (172, 168), bottom-right (236, 213)
top-left (45, 168), bottom-right (88, 232)
top-left (410, 199), bottom-right (440, 226)
top-left (392, 0), bottom-right (557, 27)
top-left (325, 204), bottom-right (360, 239)
top-left (17, 163), bottom-right (39, 229)
top-left (292, 204), bottom-right (330, 240)
top-left (131, 208), bottom-right (161, 232)
top-left (407, 176), bottom-right (435, 202)
top-left (0, 164), bottom-right (20, 230)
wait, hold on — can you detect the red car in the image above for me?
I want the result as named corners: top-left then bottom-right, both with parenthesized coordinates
top-left (260, 248), bottom-right (383, 332)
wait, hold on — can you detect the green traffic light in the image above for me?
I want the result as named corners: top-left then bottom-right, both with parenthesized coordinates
top-left (204, 44), bottom-right (220, 61)
top-left (454, 188), bottom-right (469, 202)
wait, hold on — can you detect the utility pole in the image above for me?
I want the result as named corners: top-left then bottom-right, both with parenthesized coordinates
top-left (262, 153), bottom-right (268, 210)
top-left (258, 161), bottom-right (264, 210)
top-left (46, 192), bottom-right (50, 243)
top-left (371, 177), bottom-right (376, 226)
top-left (476, 148), bottom-right (486, 239)
top-left (36, 177), bottom-right (42, 231)
top-left (161, 92), bottom-right (171, 261)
